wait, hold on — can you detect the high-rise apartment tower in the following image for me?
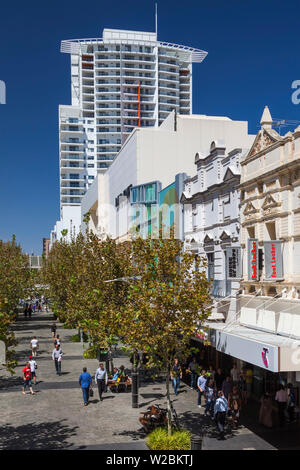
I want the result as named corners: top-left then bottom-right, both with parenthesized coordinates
top-left (52, 27), bottom-right (207, 244)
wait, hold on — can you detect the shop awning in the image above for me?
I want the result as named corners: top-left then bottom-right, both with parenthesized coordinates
top-left (205, 322), bottom-right (300, 373)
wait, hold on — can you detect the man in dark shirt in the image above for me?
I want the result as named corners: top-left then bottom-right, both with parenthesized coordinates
top-left (215, 368), bottom-right (225, 391)
top-left (79, 367), bottom-right (92, 406)
top-left (222, 376), bottom-right (233, 399)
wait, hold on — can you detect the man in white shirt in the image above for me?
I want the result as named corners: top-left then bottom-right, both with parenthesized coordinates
top-left (30, 336), bottom-right (39, 357)
top-left (275, 384), bottom-right (288, 427)
top-left (230, 363), bottom-right (239, 385)
top-left (52, 344), bottom-right (63, 375)
top-left (95, 363), bottom-right (108, 402)
top-left (29, 356), bottom-right (37, 385)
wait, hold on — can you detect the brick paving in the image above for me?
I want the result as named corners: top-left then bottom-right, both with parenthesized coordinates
top-left (0, 311), bottom-right (278, 450)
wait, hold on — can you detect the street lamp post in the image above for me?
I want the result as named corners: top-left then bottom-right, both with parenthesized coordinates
top-left (132, 358), bottom-right (139, 408)
top-left (104, 276), bottom-right (141, 408)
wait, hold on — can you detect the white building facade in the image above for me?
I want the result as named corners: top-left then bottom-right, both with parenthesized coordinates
top-left (50, 27), bottom-right (207, 246)
top-left (181, 142), bottom-right (249, 321)
top-left (80, 112), bottom-right (254, 242)
top-left (203, 108), bottom-right (300, 397)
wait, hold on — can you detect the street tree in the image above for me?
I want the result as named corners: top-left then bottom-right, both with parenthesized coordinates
top-left (43, 231), bottom-right (130, 371)
top-left (121, 235), bottom-right (211, 434)
top-left (0, 236), bottom-right (32, 372)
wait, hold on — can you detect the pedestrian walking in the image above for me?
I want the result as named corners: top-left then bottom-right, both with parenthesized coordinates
top-left (230, 363), bottom-right (240, 386)
top-left (28, 356), bottom-right (37, 386)
top-left (259, 392), bottom-right (273, 428)
top-left (275, 384), bottom-right (288, 427)
top-left (30, 336), bottom-right (39, 357)
top-left (204, 379), bottom-right (216, 418)
top-left (51, 323), bottom-right (56, 338)
top-left (245, 365), bottom-right (253, 400)
top-left (54, 334), bottom-right (61, 347)
top-left (222, 376), bottom-right (233, 400)
top-left (22, 362), bottom-right (35, 395)
top-left (197, 370), bottom-right (207, 407)
top-left (79, 367), bottom-right (92, 406)
top-left (24, 304), bottom-right (28, 319)
top-left (214, 390), bottom-right (228, 440)
top-left (170, 358), bottom-right (182, 396)
top-left (287, 383), bottom-right (296, 423)
top-left (188, 357), bottom-right (199, 390)
top-left (52, 344), bottom-right (63, 375)
top-left (28, 304), bottom-right (32, 319)
top-left (215, 368), bottom-right (225, 391)
top-left (95, 363), bottom-right (108, 402)
top-left (228, 385), bottom-right (242, 429)
top-left (238, 370), bottom-right (247, 406)
top-left (207, 365), bottom-right (215, 381)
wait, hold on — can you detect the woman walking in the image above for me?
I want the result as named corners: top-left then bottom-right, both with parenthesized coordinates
top-left (170, 358), bottom-right (182, 396)
top-left (238, 370), bottom-right (247, 406)
top-left (228, 385), bottom-right (242, 429)
top-left (259, 392), bottom-right (273, 428)
top-left (204, 379), bottom-right (216, 418)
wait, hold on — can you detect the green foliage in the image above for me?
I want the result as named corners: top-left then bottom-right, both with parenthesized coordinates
top-left (83, 345), bottom-right (98, 359)
top-left (121, 235), bottom-right (211, 433)
top-left (42, 233), bottom-right (130, 374)
top-left (0, 237), bottom-right (33, 372)
top-left (71, 332), bottom-right (88, 342)
top-left (147, 428), bottom-right (191, 450)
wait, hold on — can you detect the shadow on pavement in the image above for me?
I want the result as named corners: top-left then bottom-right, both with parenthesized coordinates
top-left (0, 419), bottom-right (78, 449)
top-left (113, 428), bottom-right (146, 441)
top-left (0, 376), bottom-right (23, 390)
top-left (178, 410), bottom-right (235, 440)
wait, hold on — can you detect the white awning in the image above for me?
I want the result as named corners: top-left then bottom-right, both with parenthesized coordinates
top-left (206, 322), bottom-right (300, 372)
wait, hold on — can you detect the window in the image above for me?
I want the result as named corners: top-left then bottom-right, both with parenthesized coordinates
top-left (145, 183), bottom-right (156, 202)
top-left (88, 175), bottom-right (94, 179)
top-left (88, 164), bottom-right (94, 168)
top-left (247, 226), bottom-right (255, 239)
top-left (207, 253), bottom-right (214, 281)
top-left (266, 222), bottom-right (276, 240)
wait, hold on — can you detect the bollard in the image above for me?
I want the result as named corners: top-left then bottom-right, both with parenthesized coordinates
top-left (190, 434), bottom-right (202, 450)
top-left (132, 366), bottom-right (139, 408)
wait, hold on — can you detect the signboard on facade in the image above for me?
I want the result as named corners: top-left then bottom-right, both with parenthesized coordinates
top-left (264, 241), bottom-right (283, 281)
top-left (215, 330), bottom-right (279, 372)
top-left (248, 238), bottom-right (258, 281)
top-left (226, 247), bottom-right (242, 279)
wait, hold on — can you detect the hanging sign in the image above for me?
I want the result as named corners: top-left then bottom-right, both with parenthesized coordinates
top-left (248, 238), bottom-right (258, 281)
top-left (264, 241), bottom-right (283, 280)
top-left (226, 247), bottom-right (242, 279)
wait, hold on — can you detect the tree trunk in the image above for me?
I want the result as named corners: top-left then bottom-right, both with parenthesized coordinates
top-left (109, 346), bottom-right (114, 373)
top-left (166, 363), bottom-right (172, 436)
top-left (78, 328), bottom-right (83, 343)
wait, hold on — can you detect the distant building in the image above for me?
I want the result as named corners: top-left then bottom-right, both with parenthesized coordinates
top-left (42, 238), bottom-right (50, 257)
top-left (50, 26), bottom-right (207, 245)
top-left (80, 111), bottom-right (254, 241)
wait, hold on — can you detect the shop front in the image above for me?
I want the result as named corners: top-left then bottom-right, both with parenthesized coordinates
top-left (204, 322), bottom-right (300, 401)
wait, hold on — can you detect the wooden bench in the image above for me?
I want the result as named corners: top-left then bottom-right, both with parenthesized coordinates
top-left (109, 378), bottom-right (132, 393)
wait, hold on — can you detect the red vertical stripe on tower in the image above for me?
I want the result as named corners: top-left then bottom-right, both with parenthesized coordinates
top-left (138, 80), bottom-right (141, 128)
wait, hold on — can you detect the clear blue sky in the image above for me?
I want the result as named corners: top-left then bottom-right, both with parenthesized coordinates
top-left (0, 0), bottom-right (299, 254)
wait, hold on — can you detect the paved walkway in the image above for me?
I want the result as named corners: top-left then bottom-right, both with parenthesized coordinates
top-left (0, 311), bottom-right (281, 450)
